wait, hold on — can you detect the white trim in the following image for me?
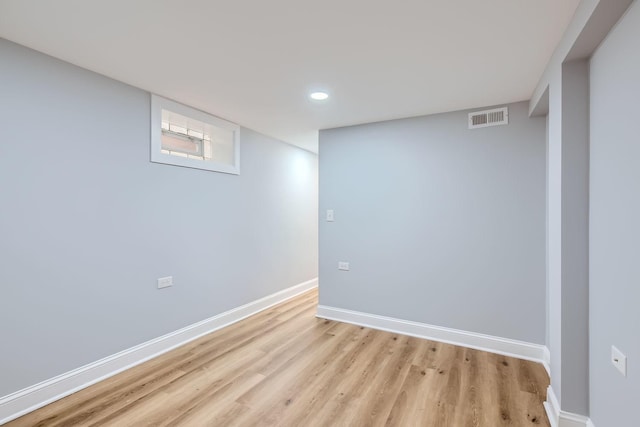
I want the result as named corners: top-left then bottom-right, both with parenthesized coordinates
top-left (543, 385), bottom-right (592, 427)
top-left (543, 346), bottom-right (551, 376)
top-left (544, 385), bottom-right (561, 427)
top-left (316, 305), bottom-right (548, 365)
top-left (0, 278), bottom-right (318, 425)
top-left (586, 419), bottom-right (595, 427)
top-left (559, 411), bottom-right (591, 427)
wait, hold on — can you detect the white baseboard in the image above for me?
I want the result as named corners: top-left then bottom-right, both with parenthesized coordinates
top-left (543, 385), bottom-right (592, 427)
top-left (316, 305), bottom-right (549, 365)
top-left (544, 385), bottom-right (562, 427)
top-left (0, 278), bottom-right (318, 425)
top-left (543, 346), bottom-right (551, 376)
top-left (561, 413), bottom-right (592, 427)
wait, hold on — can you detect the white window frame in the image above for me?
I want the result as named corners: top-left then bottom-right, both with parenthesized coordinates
top-left (151, 94), bottom-right (240, 175)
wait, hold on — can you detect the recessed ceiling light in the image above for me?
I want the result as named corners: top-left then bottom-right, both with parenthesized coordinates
top-left (310, 91), bottom-right (329, 101)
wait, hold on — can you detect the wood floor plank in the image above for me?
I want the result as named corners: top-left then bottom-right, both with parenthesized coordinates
top-left (6, 288), bottom-right (550, 427)
top-left (303, 331), bottom-right (408, 427)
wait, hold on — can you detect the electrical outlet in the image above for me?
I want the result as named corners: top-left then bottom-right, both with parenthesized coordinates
top-left (612, 345), bottom-right (627, 377)
top-left (326, 209), bottom-right (334, 222)
top-left (338, 262), bottom-right (350, 271)
top-left (157, 276), bottom-right (173, 289)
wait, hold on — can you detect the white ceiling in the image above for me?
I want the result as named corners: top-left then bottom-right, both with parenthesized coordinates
top-left (0, 0), bottom-right (580, 152)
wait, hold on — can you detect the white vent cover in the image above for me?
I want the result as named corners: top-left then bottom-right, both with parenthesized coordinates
top-left (468, 107), bottom-right (509, 129)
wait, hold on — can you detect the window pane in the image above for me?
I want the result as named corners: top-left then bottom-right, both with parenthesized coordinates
top-left (161, 133), bottom-right (202, 156)
top-left (153, 95), bottom-right (240, 174)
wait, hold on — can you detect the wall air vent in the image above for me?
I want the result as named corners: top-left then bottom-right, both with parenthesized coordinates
top-left (468, 107), bottom-right (509, 129)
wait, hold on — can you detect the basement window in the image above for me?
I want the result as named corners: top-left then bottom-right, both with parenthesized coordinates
top-left (151, 95), bottom-right (240, 174)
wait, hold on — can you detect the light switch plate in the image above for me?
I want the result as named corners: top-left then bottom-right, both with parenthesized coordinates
top-left (158, 276), bottom-right (173, 289)
top-left (338, 261), bottom-right (350, 271)
top-left (612, 345), bottom-right (627, 377)
top-left (326, 209), bottom-right (334, 222)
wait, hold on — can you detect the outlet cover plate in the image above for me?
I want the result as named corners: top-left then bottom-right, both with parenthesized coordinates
top-left (158, 276), bottom-right (173, 289)
top-left (612, 345), bottom-right (627, 377)
top-left (338, 262), bottom-right (350, 271)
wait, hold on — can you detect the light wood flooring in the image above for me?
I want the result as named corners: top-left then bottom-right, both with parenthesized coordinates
top-left (7, 288), bottom-right (550, 426)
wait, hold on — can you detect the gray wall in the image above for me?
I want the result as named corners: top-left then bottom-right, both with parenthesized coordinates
top-left (319, 101), bottom-right (546, 343)
top-left (560, 59), bottom-right (590, 415)
top-left (543, 58), bottom-right (590, 415)
top-left (0, 39), bottom-right (318, 397)
top-left (589, 2), bottom-right (640, 425)
top-left (547, 66), bottom-right (563, 399)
